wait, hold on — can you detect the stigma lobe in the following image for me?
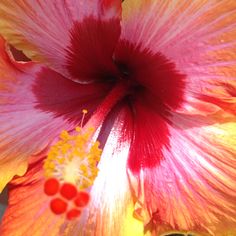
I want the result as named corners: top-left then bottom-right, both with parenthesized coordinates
top-left (74, 191), bottom-right (90, 207)
top-left (66, 209), bottom-right (81, 220)
top-left (60, 183), bottom-right (78, 200)
top-left (50, 198), bottom-right (68, 215)
top-left (44, 178), bottom-right (60, 196)
top-left (44, 179), bottom-right (91, 220)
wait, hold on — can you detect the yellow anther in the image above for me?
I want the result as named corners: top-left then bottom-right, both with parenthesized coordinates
top-left (81, 109), bottom-right (89, 127)
top-left (80, 164), bottom-right (87, 171)
top-left (43, 125), bottom-right (102, 189)
top-left (60, 130), bottom-right (70, 140)
top-left (76, 127), bottom-right (81, 132)
top-left (48, 162), bottom-right (55, 169)
top-left (58, 157), bottom-right (65, 164)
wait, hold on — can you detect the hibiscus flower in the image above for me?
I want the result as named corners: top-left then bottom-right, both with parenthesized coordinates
top-left (0, 0), bottom-right (236, 235)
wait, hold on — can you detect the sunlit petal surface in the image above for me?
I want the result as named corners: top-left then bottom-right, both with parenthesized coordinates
top-left (68, 107), bottom-right (144, 236)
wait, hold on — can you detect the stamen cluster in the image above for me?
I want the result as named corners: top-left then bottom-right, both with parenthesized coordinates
top-left (44, 126), bottom-right (101, 188)
top-left (43, 126), bottom-right (102, 220)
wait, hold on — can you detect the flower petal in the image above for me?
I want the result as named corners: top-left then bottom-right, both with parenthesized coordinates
top-left (1, 106), bottom-right (144, 236)
top-left (127, 98), bottom-right (170, 173)
top-left (121, 0), bottom-right (236, 114)
top-left (66, 16), bottom-right (121, 83)
top-left (0, 36), bottom-right (109, 192)
top-left (128, 112), bottom-right (236, 235)
top-left (119, 4), bottom-right (236, 232)
top-left (0, 0), bottom-right (121, 81)
top-left (0, 157), bottom-right (66, 236)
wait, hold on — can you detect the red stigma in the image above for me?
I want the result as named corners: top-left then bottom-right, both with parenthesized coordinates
top-left (66, 208), bottom-right (81, 220)
top-left (60, 183), bottom-right (78, 200)
top-left (44, 179), bottom-right (90, 219)
top-left (44, 178), bottom-right (60, 196)
top-left (50, 198), bottom-right (68, 215)
top-left (74, 191), bottom-right (90, 207)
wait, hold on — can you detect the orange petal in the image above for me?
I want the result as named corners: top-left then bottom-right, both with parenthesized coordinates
top-left (0, 160), bottom-right (27, 193)
top-left (0, 158), bottom-right (66, 236)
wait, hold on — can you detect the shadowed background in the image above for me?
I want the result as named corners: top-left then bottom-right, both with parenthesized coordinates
top-left (0, 188), bottom-right (7, 220)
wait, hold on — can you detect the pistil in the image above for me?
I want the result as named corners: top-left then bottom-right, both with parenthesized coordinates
top-left (84, 81), bottom-right (129, 131)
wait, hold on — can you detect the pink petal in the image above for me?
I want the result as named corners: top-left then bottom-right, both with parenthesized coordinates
top-left (0, 36), bottom-right (109, 191)
top-left (121, 0), bottom-right (236, 115)
top-left (66, 17), bottom-right (121, 83)
top-left (128, 112), bottom-right (236, 235)
top-left (116, 5), bottom-right (236, 232)
top-left (1, 107), bottom-right (143, 236)
top-left (0, 0), bottom-right (121, 82)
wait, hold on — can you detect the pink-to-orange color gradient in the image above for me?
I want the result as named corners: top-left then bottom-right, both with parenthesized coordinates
top-left (0, 1), bottom-right (235, 236)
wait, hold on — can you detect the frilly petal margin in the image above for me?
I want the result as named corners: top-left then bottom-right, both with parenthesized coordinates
top-left (0, 106), bottom-right (144, 236)
top-left (0, 0), bottom-right (121, 81)
top-left (0, 36), bottom-right (110, 192)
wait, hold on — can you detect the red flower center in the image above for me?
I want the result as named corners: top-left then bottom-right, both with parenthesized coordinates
top-left (67, 17), bottom-right (185, 113)
top-left (65, 17), bottom-right (186, 171)
top-left (35, 17), bottom-right (186, 173)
